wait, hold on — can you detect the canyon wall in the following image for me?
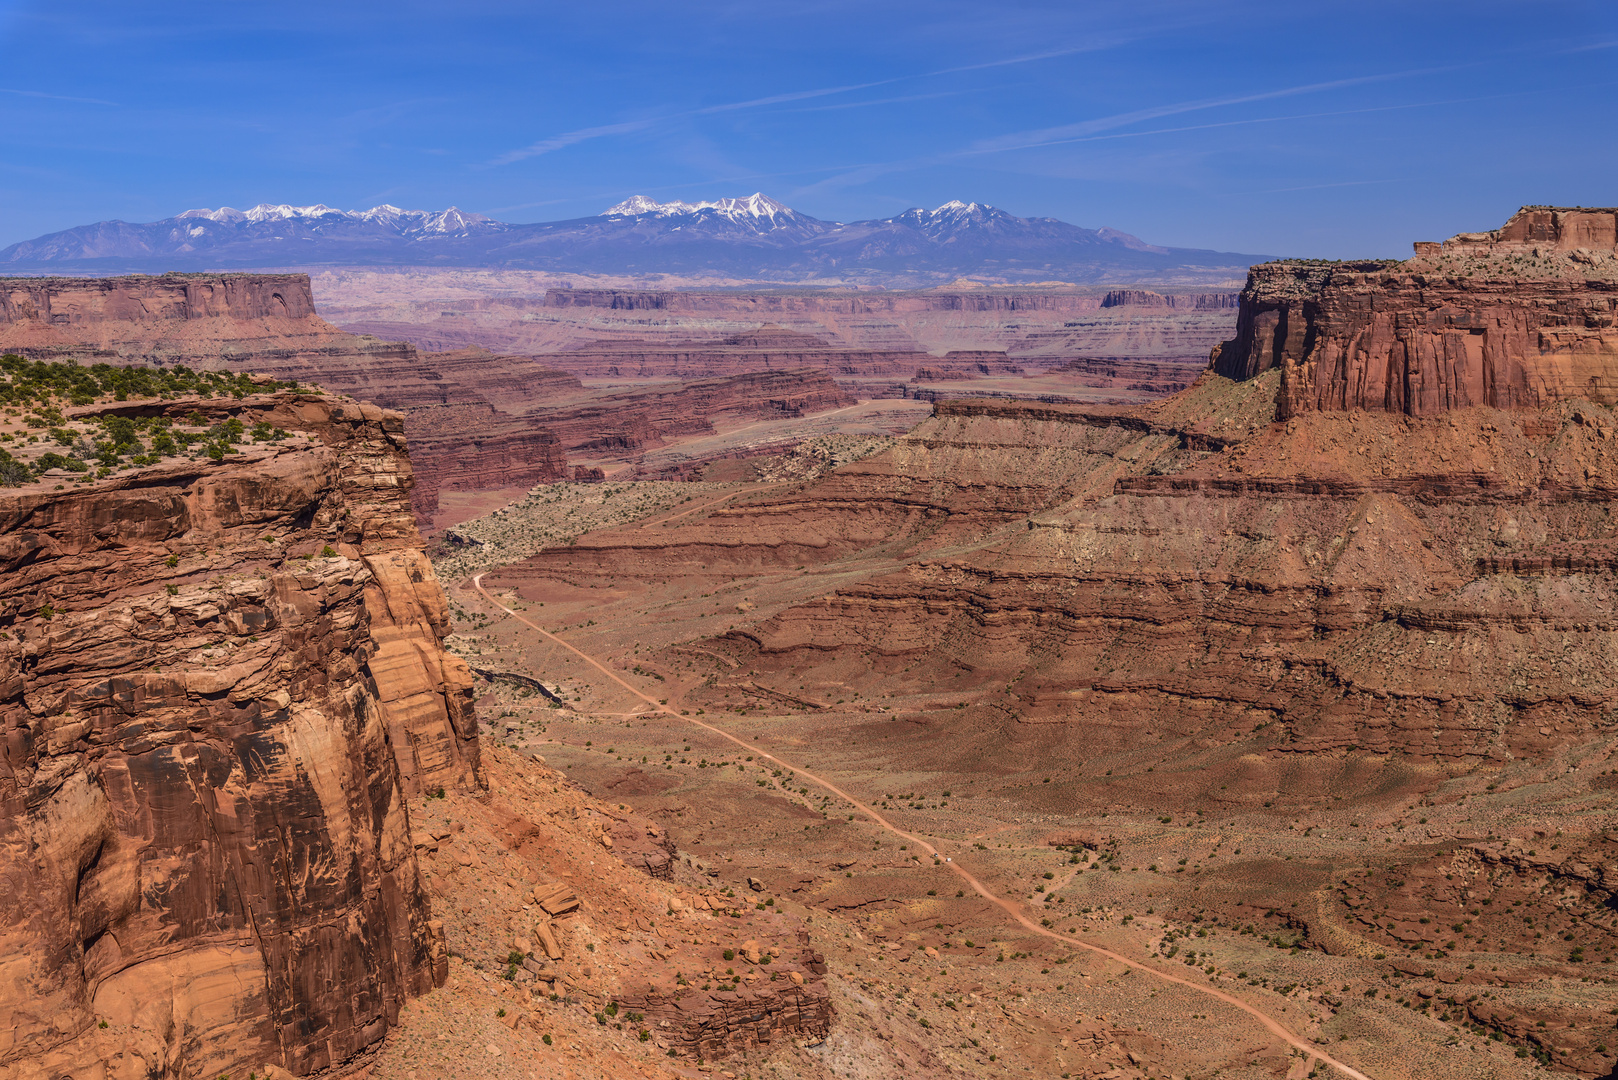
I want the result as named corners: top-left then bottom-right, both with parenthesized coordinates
top-left (0, 276), bottom-right (878, 525)
top-left (323, 275), bottom-right (1241, 361)
top-left (0, 274), bottom-right (349, 361)
top-left (0, 275), bottom-right (576, 522)
top-left (1212, 207), bottom-right (1618, 418)
top-left (0, 392), bottom-right (478, 1079)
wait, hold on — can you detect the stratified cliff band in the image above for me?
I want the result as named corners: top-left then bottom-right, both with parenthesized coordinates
top-left (0, 386), bottom-right (479, 1078)
top-left (1213, 206), bottom-right (1618, 417)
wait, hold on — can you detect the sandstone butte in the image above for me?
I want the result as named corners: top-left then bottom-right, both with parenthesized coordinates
top-left (482, 209), bottom-right (1618, 1074)
top-left (1213, 206), bottom-right (1618, 417)
top-left (0, 381), bottom-right (832, 1079)
top-left (0, 389), bottom-right (481, 1077)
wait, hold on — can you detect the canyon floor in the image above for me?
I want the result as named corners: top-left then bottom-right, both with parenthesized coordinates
top-left (384, 390), bottom-right (1618, 1080)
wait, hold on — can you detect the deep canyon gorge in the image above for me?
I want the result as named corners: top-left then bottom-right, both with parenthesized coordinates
top-left (2, 206), bottom-right (1617, 1080)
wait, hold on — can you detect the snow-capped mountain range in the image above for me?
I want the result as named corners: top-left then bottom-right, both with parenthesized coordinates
top-left (177, 203), bottom-right (499, 236)
top-left (603, 193), bottom-right (797, 222)
top-left (0, 194), bottom-right (1264, 284)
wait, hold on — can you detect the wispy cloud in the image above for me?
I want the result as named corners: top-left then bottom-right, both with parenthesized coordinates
top-left (1004, 97), bottom-right (1488, 149)
top-left (0, 86), bottom-right (117, 106)
top-left (781, 71), bottom-right (1478, 202)
top-left (691, 79), bottom-right (898, 114)
top-left (484, 40), bottom-right (1116, 167)
top-left (1232, 177), bottom-right (1408, 196)
top-left (963, 67), bottom-right (1454, 155)
top-left (488, 118), bottom-right (655, 166)
top-left (783, 90), bottom-right (974, 113)
top-left (926, 43), bottom-right (1125, 76)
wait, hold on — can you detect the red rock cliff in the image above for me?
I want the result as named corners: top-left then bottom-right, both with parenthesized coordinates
top-left (1212, 207), bottom-right (1618, 417)
top-left (0, 393), bottom-right (478, 1078)
top-left (0, 276), bottom-right (575, 525)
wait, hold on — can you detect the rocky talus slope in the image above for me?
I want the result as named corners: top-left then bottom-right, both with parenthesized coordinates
top-left (0, 388), bottom-right (479, 1078)
top-left (371, 744), bottom-right (833, 1078)
top-left (483, 216), bottom-right (1618, 1075)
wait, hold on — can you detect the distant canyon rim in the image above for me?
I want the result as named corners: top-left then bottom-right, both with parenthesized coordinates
top-left (0, 206), bottom-right (1616, 1080)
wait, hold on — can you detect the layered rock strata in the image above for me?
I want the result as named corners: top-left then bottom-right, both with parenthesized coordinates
top-left (540, 326), bottom-right (929, 380)
top-left (0, 274), bottom-right (337, 360)
top-left (1212, 207), bottom-right (1618, 417)
top-left (329, 281), bottom-right (1241, 364)
top-left (398, 401), bottom-right (569, 521)
top-left (0, 275), bottom-right (577, 523)
top-left (477, 216), bottom-right (1618, 1076)
top-left (0, 391), bottom-right (478, 1078)
top-left (532, 369), bottom-right (855, 455)
top-left (492, 358), bottom-right (1618, 764)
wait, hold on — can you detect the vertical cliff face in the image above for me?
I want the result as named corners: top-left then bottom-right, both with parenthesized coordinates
top-left (1212, 208), bottom-right (1618, 417)
top-left (0, 274), bottom-right (341, 360)
top-left (0, 392), bottom-right (478, 1078)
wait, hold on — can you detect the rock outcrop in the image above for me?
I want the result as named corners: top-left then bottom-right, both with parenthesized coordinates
top-left (0, 274), bottom-right (333, 360)
top-left (1212, 207), bottom-right (1618, 417)
top-left (532, 369), bottom-right (856, 455)
top-left (0, 390), bottom-right (478, 1078)
top-left (398, 401), bottom-right (570, 521)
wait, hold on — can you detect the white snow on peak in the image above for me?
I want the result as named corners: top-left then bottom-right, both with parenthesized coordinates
top-left (891, 201), bottom-right (998, 226)
top-left (604, 195), bottom-right (667, 216)
top-left (931, 200), bottom-right (991, 216)
top-left (171, 203), bottom-right (496, 235)
top-left (603, 192), bottom-right (795, 222)
top-left (243, 203), bottom-right (343, 222)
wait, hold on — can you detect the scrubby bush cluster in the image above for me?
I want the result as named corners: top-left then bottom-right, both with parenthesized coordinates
top-left (0, 353), bottom-right (300, 486)
top-left (0, 353), bottom-right (300, 408)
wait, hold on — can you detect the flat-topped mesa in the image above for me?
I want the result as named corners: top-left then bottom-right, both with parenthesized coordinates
top-left (1211, 207), bottom-right (1618, 418)
top-left (0, 273), bottom-right (345, 360)
top-left (1419, 205), bottom-right (1618, 256)
top-left (0, 272), bottom-right (319, 323)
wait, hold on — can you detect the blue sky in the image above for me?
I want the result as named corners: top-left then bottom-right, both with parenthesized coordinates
top-left (0, 0), bottom-right (1613, 257)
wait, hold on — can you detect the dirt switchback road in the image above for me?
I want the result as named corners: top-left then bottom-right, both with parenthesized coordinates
top-left (471, 573), bottom-right (1375, 1080)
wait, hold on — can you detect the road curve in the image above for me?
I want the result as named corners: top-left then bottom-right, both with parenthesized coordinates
top-left (470, 574), bottom-right (1373, 1080)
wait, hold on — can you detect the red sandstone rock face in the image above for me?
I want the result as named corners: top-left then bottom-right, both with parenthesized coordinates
top-left (0, 274), bottom-right (346, 361)
top-left (398, 400), bottom-right (569, 521)
top-left (1212, 208), bottom-right (1618, 418)
top-left (0, 393), bottom-right (478, 1079)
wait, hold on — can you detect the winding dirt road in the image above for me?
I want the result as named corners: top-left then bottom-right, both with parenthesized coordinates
top-left (471, 573), bottom-right (1374, 1080)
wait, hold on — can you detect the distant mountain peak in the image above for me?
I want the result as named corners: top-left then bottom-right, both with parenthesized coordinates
top-left (603, 192), bottom-right (799, 222)
top-left (2, 195), bottom-right (1265, 284)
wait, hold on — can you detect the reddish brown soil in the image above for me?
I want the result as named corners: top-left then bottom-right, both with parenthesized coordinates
top-left (451, 362), bottom-right (1618, 1079)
